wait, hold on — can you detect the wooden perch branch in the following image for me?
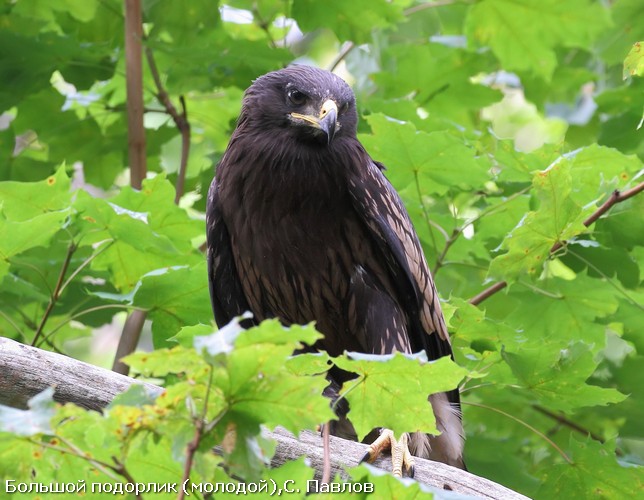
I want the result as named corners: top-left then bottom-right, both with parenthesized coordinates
top-left (0, 337), bottom-right (527, 499)
top-left (469, 180), bottom-right (644, 306)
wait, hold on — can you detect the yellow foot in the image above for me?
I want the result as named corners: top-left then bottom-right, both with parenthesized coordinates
top-left (360, 429), bottom-right (415, 478)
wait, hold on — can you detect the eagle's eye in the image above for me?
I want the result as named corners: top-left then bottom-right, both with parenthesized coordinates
top-left (340, 102), bottom-right (350, 114)
top-left (287, 89), bottom-right (307, 106)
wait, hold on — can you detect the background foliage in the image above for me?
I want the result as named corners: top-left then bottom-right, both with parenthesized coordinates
top-left (1, 0), bottom-right (643, 498)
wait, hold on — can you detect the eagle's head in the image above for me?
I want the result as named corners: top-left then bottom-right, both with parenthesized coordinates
top-left (241, 65), bottom-right (358, 146)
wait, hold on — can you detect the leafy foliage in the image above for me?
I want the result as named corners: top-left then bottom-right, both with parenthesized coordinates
top-left (0, 0), bottom-right (643, 498)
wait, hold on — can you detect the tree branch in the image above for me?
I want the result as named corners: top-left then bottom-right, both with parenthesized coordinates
top-left (115, 0), bottom-right (148, 375)
top-left (112, 309), bottom-right (147, 375)
top-left (469, 281), bottom-right (508, 306)
top-left (532, 405), bottom-right (624, 456)
top-left (31, 241), bottom-right (77, 347)
top-left (144, 46), bottom-right (191, 204)
top-left (327, 42), bottom-right (355, 72)
top-left (0, 337), bottom-right (528, 499)
top-left (123, 0), bottom-right (147, 189)
top-left (469, 180), bottom-right (644, 306)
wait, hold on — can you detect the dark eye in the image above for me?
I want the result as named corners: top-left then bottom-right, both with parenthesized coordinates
top-left (287, 89), bottom-right (307, 106)
top-left (340, 102), bottom-right (350, 114)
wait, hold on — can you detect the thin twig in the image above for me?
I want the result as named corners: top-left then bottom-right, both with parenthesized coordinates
top-left (252, 8), bottom-right (277, 49)
top-left (469, 281), bottom-right (508, 306)
top-left (534, 405), bottom-right (625, 458)
top-left (110, 457), bottom-right (143, 500)
top-left (322, 423), bottom-right (331, 485)
top-left (532, 406), bottom-right (603, 444)
top-left (43, 304), bottom-right (142, 345)
top-left (33, 439), bottom-right (121, 482)
top-left (552, 182), bottom-right (644, 253)
top-left (433, 187), bottom-right (531, 276)
top-left (469, 180), bottom-right (644, 306)
top-left (58, 240), bottom-right (114, 296)
top-left (328, 42), bottom-right (355, 73)
top-left (584, 181), bottom-right (644, 225)
top-left (31, 241), bottom-right (77, 347)
top-left (178, 366), bottom-right (214, 500)
top-left (464, 401), bottom-right (573, 464)
top-left (433, 228), bottom-right (460, 275)
top-left (45, 436), bottom-right (143, 500)
top-left (177, 420), bottom-right (203, 500)
top-left (144, 46), bottom-right (191, 204)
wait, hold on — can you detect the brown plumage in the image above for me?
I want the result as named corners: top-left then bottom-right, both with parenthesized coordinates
top-left (206, 65), bottom-right (465, 471)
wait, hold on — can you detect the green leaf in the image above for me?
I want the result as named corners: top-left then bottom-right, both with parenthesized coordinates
top-left (287, 352), bottom-right (333, 376)
top-left (205, 321), bottom-right (333, 479)
top-left (623, 41), bottom-right (644, 79)
top-left (124, 346), bottom-right (208, 378)
top-left (109, 174), bottom-right (204, 252)
top-left (292, 0), bottom-right (405, 44)
top-left (0, 166), bottom-right (71, 221)
top-left (333, 352), bottom-right (467, 440)
top-left (504, 274), bottom-right (621, 349)
top-left (488, 161), bottom-right (593, 281)
top-left (485, 140), bottom-right (562, 183)
top-left (566, 145), bottom-right (643, 205)
top-left (132, 264), bottom-right (213, 346)
top-left (360, 114), bottom-right (490, 196)
top-left (537, 437), bottom-right (643, 498)
top-left (465, 0), bottom-right (610, 80)
top-left (0, 210), bottom-right (69, 280)
top-left (74, 190), bottom-right (199, 291)
top-left (169, 323), bottom-right (215, 347)
top-left (503, 342), bottom-right (625, 412)
top-left (218, 328), bottom-right (333, 436)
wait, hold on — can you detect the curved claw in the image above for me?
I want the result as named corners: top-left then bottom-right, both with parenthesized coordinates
top-left (359, 450), bottom-right (372, 464)
top-left (361, 429), bottom-right (415, 477)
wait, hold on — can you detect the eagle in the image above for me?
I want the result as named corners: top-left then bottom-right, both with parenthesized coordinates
top-left (206, 65), bottom-right (465, 475)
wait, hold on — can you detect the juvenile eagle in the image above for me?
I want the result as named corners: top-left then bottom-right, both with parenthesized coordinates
top-left (206, 65), bottom-right (464, 475)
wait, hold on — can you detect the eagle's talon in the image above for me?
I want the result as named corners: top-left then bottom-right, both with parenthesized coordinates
top-left (359, 450), bottom-right (372, 464)
top-left (362, 429), bottom-right (414, 477)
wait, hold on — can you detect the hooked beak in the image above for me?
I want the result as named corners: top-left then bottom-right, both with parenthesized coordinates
top-left (290, 99), bottom-right (338, 144)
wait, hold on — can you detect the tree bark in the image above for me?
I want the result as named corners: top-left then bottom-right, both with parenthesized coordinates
top-left (0, 337), bottom-right (529, 499)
